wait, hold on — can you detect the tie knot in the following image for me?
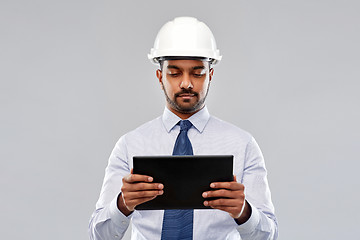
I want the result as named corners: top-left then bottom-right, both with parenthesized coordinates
top-left (179, 120), bottom-right (192, 132)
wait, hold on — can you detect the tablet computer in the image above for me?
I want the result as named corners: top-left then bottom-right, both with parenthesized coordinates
top-left (133, 155), bottom-right (233, 210)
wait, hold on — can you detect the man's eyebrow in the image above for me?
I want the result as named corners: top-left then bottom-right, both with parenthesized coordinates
top-left (193, 66), bottom-right (205, 70)
top-left (167, 65), bottom-right (180, 70)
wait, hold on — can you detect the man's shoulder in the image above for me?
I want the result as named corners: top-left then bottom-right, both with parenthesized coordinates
top-left (208, 115), bottom-right (253, 141)
top-left (112, 116), bottom-right (165, 152)
top-left (123, 116), bottom-right (163, 138)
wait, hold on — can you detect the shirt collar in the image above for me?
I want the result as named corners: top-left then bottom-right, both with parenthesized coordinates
top-left (162, 106), bottom-right (210, 133)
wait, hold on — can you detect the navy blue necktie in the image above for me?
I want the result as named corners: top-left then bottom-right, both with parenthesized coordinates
top-left (161, 120), bottom-right (194, 240)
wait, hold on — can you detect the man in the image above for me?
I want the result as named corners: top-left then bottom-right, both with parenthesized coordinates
top-left (89, 17), bottom-right (278, 240)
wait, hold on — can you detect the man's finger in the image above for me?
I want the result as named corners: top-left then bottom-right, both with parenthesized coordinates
top-left (129, 182), bottom-right (164, 192)
top-left (210, 182), bottom-right (244, 191)
top-left (204, 198), bottom-right (242, 208)
top-left (202, 189), bottom-right (244, 199)
top-left (125, 189), bottom-right (164, 200)
top-left (124, 173), bottom-right (154, 183)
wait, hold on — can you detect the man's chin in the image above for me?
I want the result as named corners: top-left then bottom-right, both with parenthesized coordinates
top-left (176, 108), bottom-right (196, 114)
top-left (166, 96), bottom-right (205, 114)
top-left (174, 103), bottom-right (204, 114)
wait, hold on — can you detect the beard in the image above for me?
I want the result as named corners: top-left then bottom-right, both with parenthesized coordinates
top-left (162, 84), bottom-right (210, 114)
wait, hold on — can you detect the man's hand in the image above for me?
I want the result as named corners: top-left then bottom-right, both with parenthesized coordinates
top-left (202, 176), bottom-right (251, 224)
top-left (117, 169), bottom-right (164, 216)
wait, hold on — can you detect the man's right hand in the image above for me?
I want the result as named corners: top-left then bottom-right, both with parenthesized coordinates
top-left (117, 169), bottom-right (164, 216)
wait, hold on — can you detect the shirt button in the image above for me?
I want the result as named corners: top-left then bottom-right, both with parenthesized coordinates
top-left (122, 221), bottom-right (127, 225)
top-left (114, 235), bottom-right (119, 238)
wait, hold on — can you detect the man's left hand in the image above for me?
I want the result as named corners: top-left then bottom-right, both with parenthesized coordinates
top-left (202, 176), bottom-right (251, 224)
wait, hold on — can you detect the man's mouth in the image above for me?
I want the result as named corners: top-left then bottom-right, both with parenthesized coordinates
top-left (175, 91), bottom-right (198, 99)
top-left (178, 93), bottom-right (195, 98)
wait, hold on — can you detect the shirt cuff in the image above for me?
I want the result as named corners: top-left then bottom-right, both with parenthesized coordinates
top-left (236, 201), bottom-right (260, 235)
top-left (109, 194), bottom-right (133, 228)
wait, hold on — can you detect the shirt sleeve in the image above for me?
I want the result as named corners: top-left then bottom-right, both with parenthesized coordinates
top-left (236, 137), bottom-right (279, 240)
top-left (89, 136), bottom-right (132, 240)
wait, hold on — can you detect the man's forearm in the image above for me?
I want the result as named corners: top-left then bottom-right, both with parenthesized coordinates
top-left (89, 197), bottom-right (131, 240)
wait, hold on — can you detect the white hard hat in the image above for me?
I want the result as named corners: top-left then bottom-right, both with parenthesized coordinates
top-left (148, 17), bottom-right (222, 65)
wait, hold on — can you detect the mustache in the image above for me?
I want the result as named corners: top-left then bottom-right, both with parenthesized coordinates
top-left (174, 90), bottom-right (198, 97)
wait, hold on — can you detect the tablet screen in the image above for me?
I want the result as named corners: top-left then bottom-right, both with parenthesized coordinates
top-left (133, 155), bottom-right (233, 210)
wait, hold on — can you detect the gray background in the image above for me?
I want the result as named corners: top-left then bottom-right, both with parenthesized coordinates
top-left (1, 0), bottom-right (359, 239)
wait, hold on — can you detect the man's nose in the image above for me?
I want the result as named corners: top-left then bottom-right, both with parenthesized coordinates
top-left (179, 73), bottom-right (193, 89)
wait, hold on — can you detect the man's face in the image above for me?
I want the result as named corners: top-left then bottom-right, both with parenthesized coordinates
top-left (156, 59), bottom-right (214, 115)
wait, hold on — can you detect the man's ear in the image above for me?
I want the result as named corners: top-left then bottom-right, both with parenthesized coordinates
top-left (156, 69), bottom-right (164, 89)
top-left (209, 68), bottom-right (214, 82)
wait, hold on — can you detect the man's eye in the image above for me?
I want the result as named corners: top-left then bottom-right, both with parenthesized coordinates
top-left (168, 73), bottom-right (179, 77)
top-left (193, 73), bottom-right (204, 77)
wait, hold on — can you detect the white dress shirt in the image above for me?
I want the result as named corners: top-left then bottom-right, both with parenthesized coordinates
top-left (89, 106), bottom-right (278, 240)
